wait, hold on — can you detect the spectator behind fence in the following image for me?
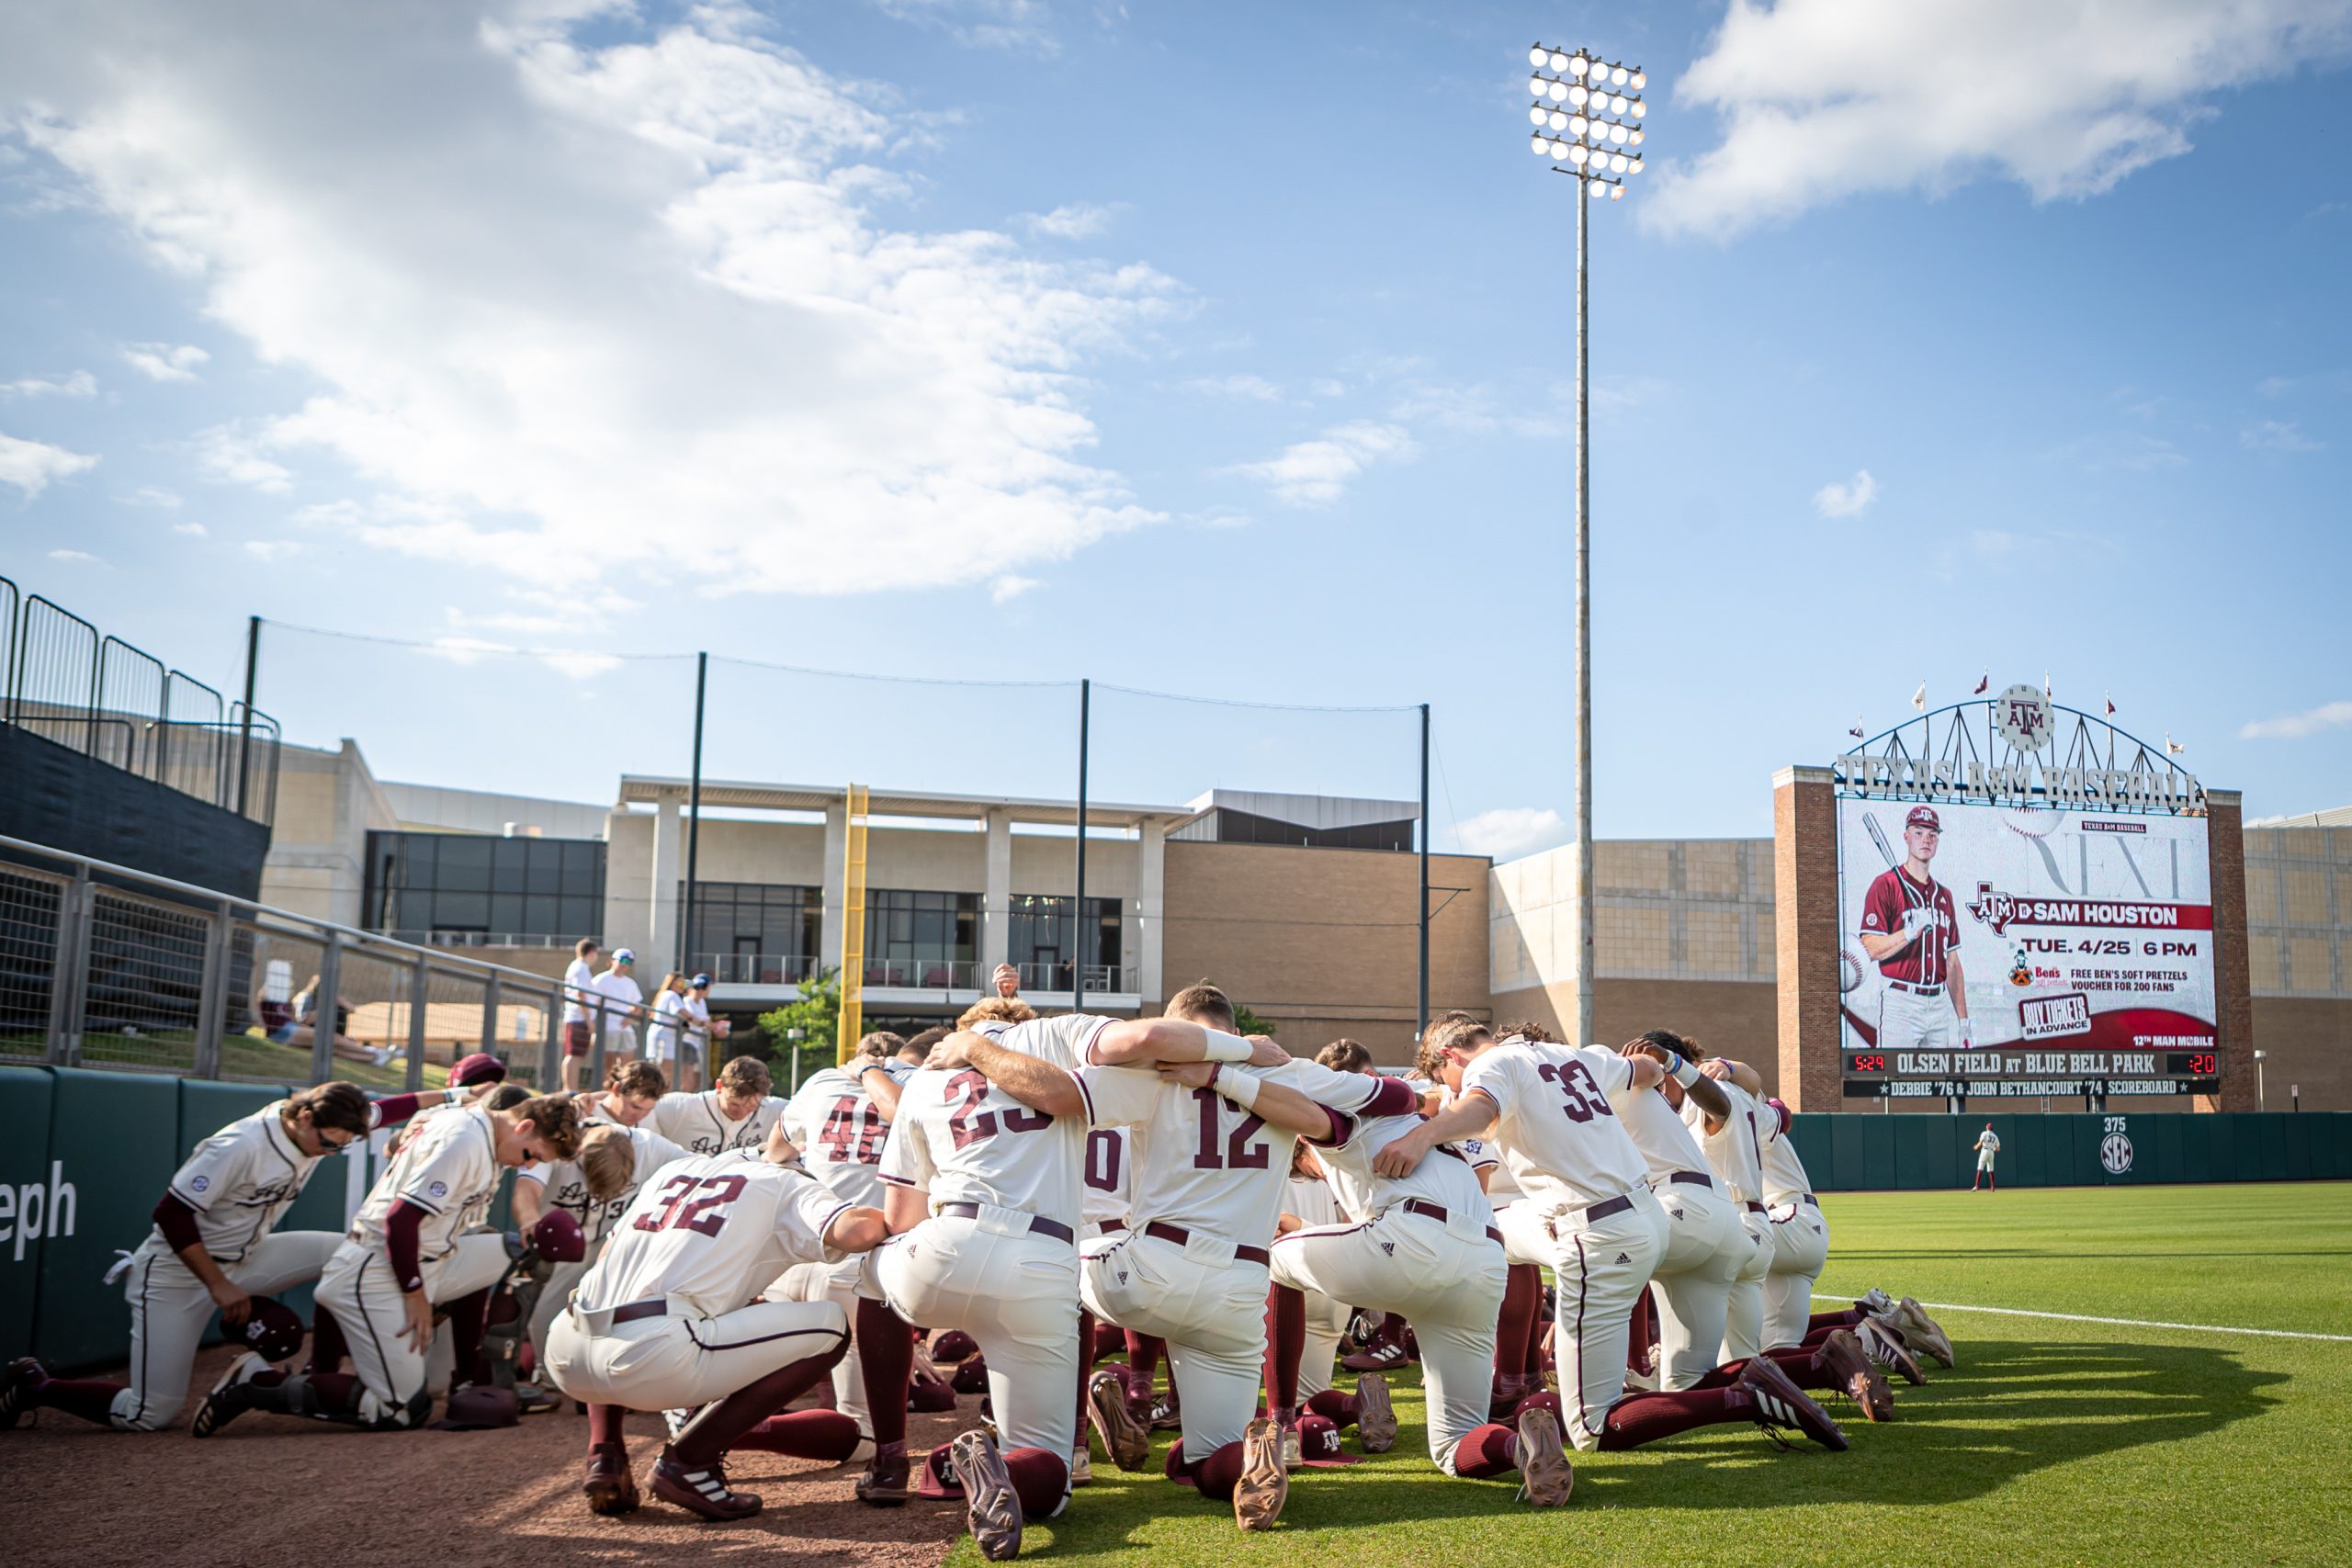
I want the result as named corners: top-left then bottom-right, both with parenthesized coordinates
top-left (590, 947), bottom-right (645, 1064)
top-left (646, 971), bottom-right (688, 1077)
top-left (560, 938), bottom-right (601, 1091)
top-left (681, 973), bottom-right (723, 1093)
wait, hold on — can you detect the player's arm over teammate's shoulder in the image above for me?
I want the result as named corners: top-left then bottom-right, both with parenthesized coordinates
top-left (931, 1030), bottom-right (1088, 1116)
top-left (1157, 1058), bottom-right (1356, 1145)
top-left (1085, 1014), bottom-right (1289, 1069)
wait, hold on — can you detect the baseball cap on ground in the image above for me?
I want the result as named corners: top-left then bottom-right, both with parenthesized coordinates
top-left (1295, 1415), bottom-right (1359, 1467)
top-left (235, 1296), bottom-right (306, 1362)
top-left (1905, 806), bottom-right (1941, 831)
top-left (449, 1053), bottom-right (507, 1087)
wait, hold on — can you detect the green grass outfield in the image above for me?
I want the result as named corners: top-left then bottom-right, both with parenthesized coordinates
top-left (964, 1182), bottom-right (2352, 1568)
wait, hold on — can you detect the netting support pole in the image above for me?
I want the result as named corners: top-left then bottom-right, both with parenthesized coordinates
top-left (194, 898), bottom-right (229, 1080)
top-left (682, 650), bottom-right (707, 976)
top-left (1418, 702), bottom-right (1430, 1041)
top-left (311, 933), bottom-right (340, 1086)
top-left (236, 615), bottom-right (259, 818)
top-left (1074, 678), bottom-right (1091, 1013)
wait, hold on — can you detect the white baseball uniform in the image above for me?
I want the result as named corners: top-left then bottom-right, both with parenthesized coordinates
top-left (315, 1103), bottom-right (516, 1426)
top-left (1975, 1130), bottom-right (2000, 1171)
top-left (772, 1064), bottom-right (897, 1436)
top-left (1679, 1080), bottom-right (1774, 1362)
top-left (514, 1122), bottom-right (689, 1366)
top-left (1281, 1173), bottom-right (1351, 1402)
top-left (1270, 1100), bottom-right (1506, 1475)
top-left (1759, 1111), bottom-right (1828, 1350)
top-left (103, 1101), bottom-right (356, 1429)
top-left (1608, 1078), bottom-right (1742, 1389)
top-left (649, 1089), bottom-right (790, 1156)
top-left (1080, 1058), bottom-right (1412, 1461)
top-left (544, 1150), bottom-right (856, 1413)
top-left (1458, 1042), bottom-right (1665, 1453)
top-left (865, 1055), bottom-right (1159, 1483)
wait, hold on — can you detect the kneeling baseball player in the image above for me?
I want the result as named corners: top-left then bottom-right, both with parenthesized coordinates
top-left (542, 1119), bottom-right (888, 1520)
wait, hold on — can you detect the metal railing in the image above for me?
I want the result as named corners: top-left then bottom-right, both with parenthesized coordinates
top-left (695, 952), bottom-right (824, 987)
top-left (0, 833), bottom-right (719, 1093)
top-left (1, 579), bottom-right (280, 827)
top-left (388, 931), bottom-right (583, 951)
top-left (1015, 960), bottom-right (1136, 994)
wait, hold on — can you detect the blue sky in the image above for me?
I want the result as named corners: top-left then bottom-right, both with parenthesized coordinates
top-left (3, 0), bottom-right (2347, 852)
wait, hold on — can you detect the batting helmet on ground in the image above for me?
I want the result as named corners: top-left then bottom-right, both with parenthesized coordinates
top-left (931, 1329), bottom-right (979, 1362)
top-left (530, 1209), bottom-right (587, 1263)
top-left (233, 1296), bottom-right (307, 1363)
top-left (431, 1383), bottom-right (520, 1430)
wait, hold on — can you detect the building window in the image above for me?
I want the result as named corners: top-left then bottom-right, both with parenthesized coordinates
top-left (1008, 894), bottom-right (1122, 988)
top-left (679, 882), bottom-right (821, 984)
top-left (364, 831), bottom-right (605, 946)
top-left (1173, 807), bottom-right (1418, 852)
top-left (864, 890), bottom-right (978, 988)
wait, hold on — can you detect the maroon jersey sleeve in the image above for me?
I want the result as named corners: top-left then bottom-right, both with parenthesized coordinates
top-left (1860, 871), bottom-right (1901, 940)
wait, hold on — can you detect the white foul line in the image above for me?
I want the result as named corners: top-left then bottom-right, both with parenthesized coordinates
top-left (1814, 1292), bottom-right (2352, 1344)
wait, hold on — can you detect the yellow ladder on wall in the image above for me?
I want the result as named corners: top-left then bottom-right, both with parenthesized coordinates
top-left (837, 783), bottom-right (869, 1063)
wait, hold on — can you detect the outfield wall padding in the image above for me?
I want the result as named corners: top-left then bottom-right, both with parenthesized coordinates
top-left (1786, 1111), bottom-right (2352, 1191)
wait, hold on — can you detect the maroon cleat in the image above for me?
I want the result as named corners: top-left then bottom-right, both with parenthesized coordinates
top-left (1855, 1318), bottom-right (1927, 1387)
top-left (1816, 1330), bottom-right (1894, 1423)
top-left (1341, 1339), bottom-right (1408, 1374)
top-left (1088, 1369), bottom-right (1148, 1472)
top-left (0, 1359), bottom-right (43, 1430)
top-left (582, 1442), bottom-right (640, 1515)
top-left (1738, 1356), bottom-right (1848, 1451)
top-left (856, 1441), bottom-right (915, 1506)
top-left (945, 1430), bottom-right (1023, 1562)
top-left (1352, 1372), bottom-right (1397, 1453)
top-left (650, 1451), bottom-right (763, 1520)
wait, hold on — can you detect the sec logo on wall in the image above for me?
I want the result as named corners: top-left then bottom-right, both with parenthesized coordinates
top-left (2099, 1131), bottom-right (2134, 1175)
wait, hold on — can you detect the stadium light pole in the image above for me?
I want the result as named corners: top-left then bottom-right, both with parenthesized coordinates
top-left (1522, 41), bottom-right (1646, 1048)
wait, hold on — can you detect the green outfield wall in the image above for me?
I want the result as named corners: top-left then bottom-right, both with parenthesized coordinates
top-left (1786, 1110), bottom-right (2352, 1192)
top-left (0, 1068), bottom-right (513, 1372)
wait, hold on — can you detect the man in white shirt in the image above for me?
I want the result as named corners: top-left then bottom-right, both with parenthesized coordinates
top-left (560, 938), bottom-right (601, 1091)
top-left (589, 948), bottom-right (646, 1067)
top-left (1383, 1019), bottom-right (1848, 1467)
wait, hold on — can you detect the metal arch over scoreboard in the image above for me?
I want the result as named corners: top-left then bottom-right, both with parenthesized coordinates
top-left (1829, 687), bottom-right (2220, 1102)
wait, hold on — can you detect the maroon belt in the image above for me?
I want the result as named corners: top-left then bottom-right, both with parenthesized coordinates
top-left (1668, 1170), bottom-right (1712, 1188)
top-left (1098, 1219), bottom-right (1126, 1233)
top-left (611, 1299), bottom-right (666, 1325)
top-left (1579, 1192), bottom-right (1635, 1224)
top-left (1400, 1199), bottom-right (1505, 1246)
top-left (939, 1202), bottom-right (1075, 1244)
top-left (1143, 1220), bottom-right (1269, 1267)
top-left (1746, 1201), bottom-right (1768, 1214)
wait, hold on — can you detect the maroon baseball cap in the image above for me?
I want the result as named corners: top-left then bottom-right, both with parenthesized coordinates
top-left (1295, 1414), bottom-right (1361, 1467)
top-left (450, 1052), bottom-right (507, 1086)
top-left (1905, 806), bottom-right (1941, 831)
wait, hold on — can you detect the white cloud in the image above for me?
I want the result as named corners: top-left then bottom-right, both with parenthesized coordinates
top-left (1309, 378), bottom-right (1346, 399)
top-left (172, 521), bottom-right (207, 536)
top-left (1455, 807), bottom-right (1570, 861)
top-left (2049, 432), bottom-right (2188, 472)
top-left (0, 430), bottom-right (98, 498)
top-left (192, 425), bottom-right (294, 492)
top-left (1, 2), bottom-right (1181, 598)
top-left (2, 369), bottom-right (97, 398)
top-left (46, 547), bottom-right (104, 565)
top-left (1224, 421), bottom-right (1417, 506)
top-left (1647, 0), bottom-right (2352, 239)
top-left (1024, 202), bottom-right (1123, 240)
top-left (1813, 468), bottom-right (1877, 518)
top-left (870, 0), bottom-right (1054, 52)
top-left (243, 539), bottom-right (302, 561)
top-left (2240, 700), bottom-right (2352, 740)
top-left (119, 341), bottom-right (209, 382)
top-left (116, 484), bottom-right (182, 507)
top-left (988, 572), bottom-right (1039, 604)
top-left (1183, 373), bottom-right (1284, 402)
top-left (2242, 418), bottom-right (2323, 452)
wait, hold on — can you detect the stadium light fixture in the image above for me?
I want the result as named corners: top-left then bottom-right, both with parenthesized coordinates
top-left (1519, 40), bottom-right (1651, 1050)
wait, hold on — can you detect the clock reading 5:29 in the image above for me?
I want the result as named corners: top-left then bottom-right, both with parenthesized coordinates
top-left (1848, 1054), bottom-right (1886, 1074)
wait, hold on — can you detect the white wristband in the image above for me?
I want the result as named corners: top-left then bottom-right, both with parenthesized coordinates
top-left (1670, 1055), bottom-right (1702, 1088)
top-left (1199, 1029), bottom-right (1254, 1064)
top-left (1216, 1068), bottom-right (1261, 1112)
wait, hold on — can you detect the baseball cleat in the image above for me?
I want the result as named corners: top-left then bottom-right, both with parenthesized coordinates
top-left (945, 1429), bottom-right (1023, 1562)
top-left (650, 1451), bottom-right (762, 1521)
top-left (189, 1351), bottom-right (269, 1439)
top-left (1352, 1372), bottom-right (1397, 1453)
top-left (1148, 1393), bottom-right (1183, 1431)
top-left (1341, 1339), bottom-right (1409, 1374)
top-left (1279, 1418), bottom-right (1302, 1472)
top-left (1233, 1416), bottom-right (1288, 1532)
top-left (1069, 1447), bottom-right (1093, 1486)
top-left (0, 1358), bottom-right (43, 1429)
top-left (1513, 1405), bottom-right (1574, 1507)
top-left (1855, 1317), bottom-right (1927, 1386)
top-left (662, 1404), bottom-right (697, 1439)
top-left (854, 1442), bottom-right (914, 1506)
top-left (1859, 1287), bottom-right (1896, 1315)
top-left (1886, 1297), bottom-right (1955, 1367)
top-left (1087, 1368), bottom-right (1148, 1472)
top-left (1738, 1356), bottom-right (1848, 1451)
top-left (1816, 1331), bottom-right (1894, 1423)
top-left (582, 1442), bottom-right (640, 1515)
top-left (514, 1382), bottom-right (560, 1416)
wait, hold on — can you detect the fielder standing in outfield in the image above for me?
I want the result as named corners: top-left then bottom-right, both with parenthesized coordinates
top-left (0, 1081), bottom-right (475, 1433)
top-left (193, 1092), bottom-right (582, 1436)
top-left (1973, 1122), bottom-right (2000, 1190)
top-left (1858, 805), bottom-right (1972, 1055)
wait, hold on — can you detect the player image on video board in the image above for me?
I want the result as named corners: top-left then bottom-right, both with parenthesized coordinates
top-left (1836, 795), bottom-right (2216, 1062)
